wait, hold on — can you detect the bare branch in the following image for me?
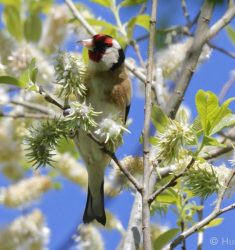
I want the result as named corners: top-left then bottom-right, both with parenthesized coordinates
top-left (207, 4), bottom-right (235, 40)
top-left (197, 199), bottom-right (204, 250)
top-left (10, 100), bottom-right (52, 115)
top-left (181, 0), bottom-right (191, 26)
top-left (39, 86), bottom-right (65, 111)
top-left (142, 0), bottom-right (158, 249)
top-left (219, 71), bottom-right (235, 101)
top-left (148, 158), bottom-right (195, 204)
top-left (86, 132), bottom-right (143, 193)
top-left (209, 42), bottom-right (235, 60)
top-left (166, 0), bottom-right (215, 119)
top-left (0, 112), bottom-right (52, 119)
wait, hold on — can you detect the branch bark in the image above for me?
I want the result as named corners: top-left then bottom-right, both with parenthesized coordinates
top-left (142, 0), bottom-right (158, 249)
top-left (166, 0), bottom-right (215, 119)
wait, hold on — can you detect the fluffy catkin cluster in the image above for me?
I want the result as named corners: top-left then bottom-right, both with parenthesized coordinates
top-left (0, 176), bottom-right (52, 208)
top-left (94, 118), bottom-right (130, 152)
top-left (156, 38), bottom-right (212, 79)
top-left (153, 120), bottom-right (195, 164)
top-left (8, 43), bottom-right (54, 83)
top-left (55, 51), bottom-right (87, 99)
top-left (52, 152), bottom-right (88, 188)
top-left (0, 209), bottom-right (50, 250)
top-left (64, 102), bottom-right (101, 132)
top-left (74, 224), bottom-right (104, 250)
top-left (175, 151), bottom-right (235, 198)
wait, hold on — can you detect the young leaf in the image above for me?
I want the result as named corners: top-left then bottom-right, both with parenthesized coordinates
top-left (196, 90), bottom-right (219, 135)
top-left (90, 0), bottom-right (111, 8)
top-left (120, 0), bottom-right (146, 7)
top-left (203, 135), bottom-right (226, 148)
top-left (210, 114), bottom-right (235, 135)
top-left (226, 26), bottom-right (235, 45)
top-left (205, 218), bottom-right (224, 228)
top-left (195, 90), bottom-right (235, 136)
top-left (153, 228), bottom-right (179, 250)
top-left (2, 5), bottom-right (23, 41)
top-left (151, 105), bottom-right (170, 133)
top-left (127, 14), bottom-right (150, 39)
top-left (0, 76), bottom-right (25, 87)
top-left (209, 97), bottom-right (235, 135)
top-left (191, 116), bottom-right (203, 137)
top-left (0, 0), bottom-right (20, 7)
top-left (24, 14), bottom-right (42, 42)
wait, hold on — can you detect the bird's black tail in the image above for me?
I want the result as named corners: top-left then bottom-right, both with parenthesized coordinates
top-left (83, 180), bottom-right (106, 225)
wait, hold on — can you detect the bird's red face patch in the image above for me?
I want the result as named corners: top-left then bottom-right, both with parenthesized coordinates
top-left (88, 34), bottom-right (113, 62)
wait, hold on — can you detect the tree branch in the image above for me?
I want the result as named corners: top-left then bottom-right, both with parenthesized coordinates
top-left (0, 112), bottom-right (51, 120)
top-left (181, 0), bottom-right (191, 26)
top-left (165, 168), bottom-right (235, 250)
top-left (148, 158), bottom-right (195, 204)
top-left (207, 4), bottom-right (235, 40)
top-left (142, 0), bottom-right (158, 249)
top-left (208, 42), bottom-right (235, 60)
top-left (10, 100), bottom-right (52, 115)
top-left (86, 132), bottom-right (143, 193)
top-left (166, 0), bottom-right (215, 119)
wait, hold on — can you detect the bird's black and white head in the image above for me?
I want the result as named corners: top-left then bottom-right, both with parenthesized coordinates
top-left (80, 34), bottom-right (125, 72)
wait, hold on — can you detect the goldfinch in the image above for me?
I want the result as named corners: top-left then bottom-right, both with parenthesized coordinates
top-left (77, 34), bottom-right (132, 225)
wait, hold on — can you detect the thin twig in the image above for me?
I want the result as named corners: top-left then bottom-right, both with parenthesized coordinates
top-left (181, 0), bottom-right (191, 26)
top-left (166, 169), bottom-right (235, 250)
top-left (209, 42), bottom-right (235, 60)
top-left (148, 158), bottom-right (195, 204)
top-left (197, 198), bottom-right (204, 250)
top-left (86, 132), bottom-right (143, 193)
top-left (10, 100), bottom-right (52, 115)
top-left (203, 144), bottom-right (233, 161)
top-left (142, 0), bottom-right (158, 249)
top-left (0, 112), bottom-right (51, 119)
top-left (130, 40), bottom-right (146, 68)
top-left (166, 0), bottom-right (215, 119)
top-left (218, 71), bottom-right (235, 101)
top-left (39, 86), bottom-right (65, 110)
top-left (207, 4), bottom-right (235, 41)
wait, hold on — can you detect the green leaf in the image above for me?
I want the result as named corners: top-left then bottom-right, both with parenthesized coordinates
top-left (156, 191), bottom-right (177, 204)
top-left (149, 136), bottom-right (159, 145)
top-left (0, 75), bottom-right (25, 87)
top-left (151, 105), bottom-right (170, 133)
top-left (0, 0), bottom-right (21, 6)
top-left (120, 0), bottom-right (146, 7)
top-left (28, 0), bottom-right (53, 14)
top-left (2, 5), bottom-right (23, 41)
top-left (209, 97), bottom-right (235, 135)
top-left (211, 114), bottom-right (235, 135)
top-left (205, 218), bottom-right (224, 228)
top-left (127, 14), bottom-right (150, 38)
top-left (24, 14), bottom-right (42, 42)
top-left (90, 0), bottom-right (111, 8)
top-left (19, 58), bottom-right (38, 86)
top-left (86, 18), bottom-right (117, 31)
top-left (226, 26), bottom-right (235, 44)
top-left (153, 228), bottom-right (179, 250)
top-left (203, 135), bottom-right (226, 148)
top-left (195, 90), bottom-right (235, 136)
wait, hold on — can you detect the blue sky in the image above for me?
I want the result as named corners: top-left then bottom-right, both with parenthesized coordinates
top-left (1, 0), bottom-right (235, 250)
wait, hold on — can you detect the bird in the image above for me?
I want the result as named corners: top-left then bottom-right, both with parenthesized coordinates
top-left (77, 34), bottom-right (132, 225)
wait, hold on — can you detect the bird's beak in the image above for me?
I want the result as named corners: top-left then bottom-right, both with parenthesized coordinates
top-left (78, 38), bottom-right (94, 49)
